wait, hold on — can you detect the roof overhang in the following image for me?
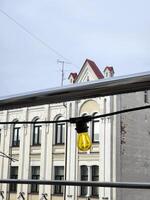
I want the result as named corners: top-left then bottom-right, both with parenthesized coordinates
top-left (0, 71), bottom-right (150, 110)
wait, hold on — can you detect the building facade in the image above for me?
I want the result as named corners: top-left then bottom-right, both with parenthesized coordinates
top-left (0, 59), bottom-right (150, 200)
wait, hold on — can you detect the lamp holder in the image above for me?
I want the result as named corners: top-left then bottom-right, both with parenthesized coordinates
top-left (70, 116), bottom-right (92, 124)
top-left (70, 116), bottom-right (92, 133)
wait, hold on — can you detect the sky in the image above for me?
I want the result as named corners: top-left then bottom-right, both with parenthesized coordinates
top-left (0, 0), bottom-right (150, 97)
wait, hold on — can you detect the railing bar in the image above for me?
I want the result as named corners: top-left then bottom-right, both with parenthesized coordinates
top-left (0, 71), bottom-right (150, 110)
top-left (1, 180), bottom-right (150, 189)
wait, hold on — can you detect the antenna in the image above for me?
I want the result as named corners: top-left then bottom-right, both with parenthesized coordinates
top-left (57, 60), bottom-right (71, 86)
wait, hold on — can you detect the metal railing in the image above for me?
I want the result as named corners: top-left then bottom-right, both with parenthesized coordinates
top-left (0, 71), bottom-right (150, 110)
top-left (0, 179), bottom-right (150, 189)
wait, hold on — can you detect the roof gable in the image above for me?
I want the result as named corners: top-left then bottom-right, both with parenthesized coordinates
top-left (104, 66), bottom-right (114, 73)
top-left (68, 73), bottom-right (78, 80)
top-left (74, 59), bottom-right (104, 83)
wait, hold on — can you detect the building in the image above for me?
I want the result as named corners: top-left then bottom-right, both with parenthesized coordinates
top-left (0, 59), bottom-right (150, 200)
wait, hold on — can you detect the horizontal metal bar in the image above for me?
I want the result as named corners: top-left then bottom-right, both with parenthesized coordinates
top-left (1, 179), bottom-right (150, 189)
top-left (0, 71), bottom-right (150, 110)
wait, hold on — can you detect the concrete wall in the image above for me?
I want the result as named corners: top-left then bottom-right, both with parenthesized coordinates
top-left (119, 91), bottom-right (150, 200)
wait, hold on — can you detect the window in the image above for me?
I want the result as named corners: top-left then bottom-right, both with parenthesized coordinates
top-left (82, 113), bottom-right (90, 132)
top-left (54, 166), bottom-right (64, 195)
top-left (32, 119), bottom-right (41, 145)
top-left (10, 166), bottom-right (18, 192)
top-left (92, 113), bottom-right (99, 143)
top-left (80, 166), bottom-right (88, 196)
top-left (31, 166), bottom-right (40, 193)
top-left (55, 117), bottom-right (65, 145)
top-left (12, 123), bottom-right (20, 147)
top-left (92, 166), bottom-right (99, 197)
top-left (144, 90), bottom-right (149, 103)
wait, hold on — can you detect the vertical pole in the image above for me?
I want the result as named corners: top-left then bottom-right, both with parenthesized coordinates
top-left (57, 59), bottom-right (70, 87)
top-left (61, 61), bottom-right (65, 87)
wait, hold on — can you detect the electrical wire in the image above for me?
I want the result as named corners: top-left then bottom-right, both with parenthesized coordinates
top-left (0, 8), bottom-right (78, 69)
top-left (93, 104), bottom-right (150, 119)
top-left (0, 104), bottom-right (149, 125)
top-left (0, 151), bottom-right (18, 162)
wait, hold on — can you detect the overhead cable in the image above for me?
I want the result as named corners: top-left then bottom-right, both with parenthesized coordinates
top-left (0, 104), bottom-right (149, 125)
top-left (0, 8), bottom-right (78, 68)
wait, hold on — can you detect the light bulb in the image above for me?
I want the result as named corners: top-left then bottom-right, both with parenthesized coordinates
top-left (75, 118), bottom-right (92, 152)
top-left (77, 132), bottom-right (92, 151)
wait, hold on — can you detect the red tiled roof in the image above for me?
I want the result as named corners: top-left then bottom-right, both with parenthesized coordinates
top-left (104, 66), bottom-right (114, 73)
top-left (68, 59), bottom-right (104, 83)
top-left (68, 72), bottom-right (78, 79)
top-left (86, 59), bottom-right (104, 79)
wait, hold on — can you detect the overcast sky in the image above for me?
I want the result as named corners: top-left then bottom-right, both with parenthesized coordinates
top-left (0, 0), bottom-right (150, 97)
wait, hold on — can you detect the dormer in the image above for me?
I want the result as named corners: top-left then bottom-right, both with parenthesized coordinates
top-left (68, 73), bottom-right (78, 84)
top-left (104, 66), bottom-right (114, 78)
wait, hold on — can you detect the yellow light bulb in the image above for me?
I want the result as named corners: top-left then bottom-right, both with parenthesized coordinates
top-left (77, 132), bottom-right (92, 151)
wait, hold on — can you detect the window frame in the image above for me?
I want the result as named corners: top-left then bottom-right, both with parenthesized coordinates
top-left (54, 166), bottom-right (64, 195)
top-left (10, 166), bottom-right (18, 193)
top-left (91, 165), bottom-right (99, 197)
top-left (55, 117), bottom-right (65, 145)
top-left (32, 122), bottom-right (42, 146)
top-left (80, 165), bottom-right (88, 196)
top-left (31, 166), bottom-right (40, 193)
top-left (12, 124), bottom-right (20, 147)
top-left (91, 113), bottom-right (99, 143)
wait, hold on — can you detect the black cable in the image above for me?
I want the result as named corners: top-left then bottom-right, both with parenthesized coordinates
top-left (0, 151), bottom-right (18, 162)
top-left (0, 8), bottom-right (78, 69)
top-left (0, 105), bottom-right (149, 124)
top-left (93, 104), bottom-right (150, 119)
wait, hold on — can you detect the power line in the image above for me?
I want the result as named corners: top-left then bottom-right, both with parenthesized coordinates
top-left (0, 104), bottom-right (149, 124)
top-left (0, 8), bottom-right (78, 69)
top-left (0, 151), bottom-right (18, 162)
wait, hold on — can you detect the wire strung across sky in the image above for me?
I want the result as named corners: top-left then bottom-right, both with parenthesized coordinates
top-left (0, 8), bottom-right (78, 69)
top-left (0, 104), bottom-right (150, 125)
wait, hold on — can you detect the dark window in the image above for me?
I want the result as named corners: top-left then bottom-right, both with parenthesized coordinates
top-left (80, 166), bottom-right (88, 196)
top-left (144, 90), bottom-right (148, 103)
top-left (82, 113), bottom-right (90, 133)
top-left (55, 117), bottom-right (65, 145)
top-left (54, 166), bottom-right (64, 195)
top-left (10, 166), bottom-right (18, 192)
top-left (31, 166), bottom-right (40, 193)
top-left (32, 122), bottom-right (41, 146)
top-left (92, 166), bottom-right (99, 197)
top-left (12, 125), bottom-right (20, 147)
top-left (92, 113), bottom-right (99, 143)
